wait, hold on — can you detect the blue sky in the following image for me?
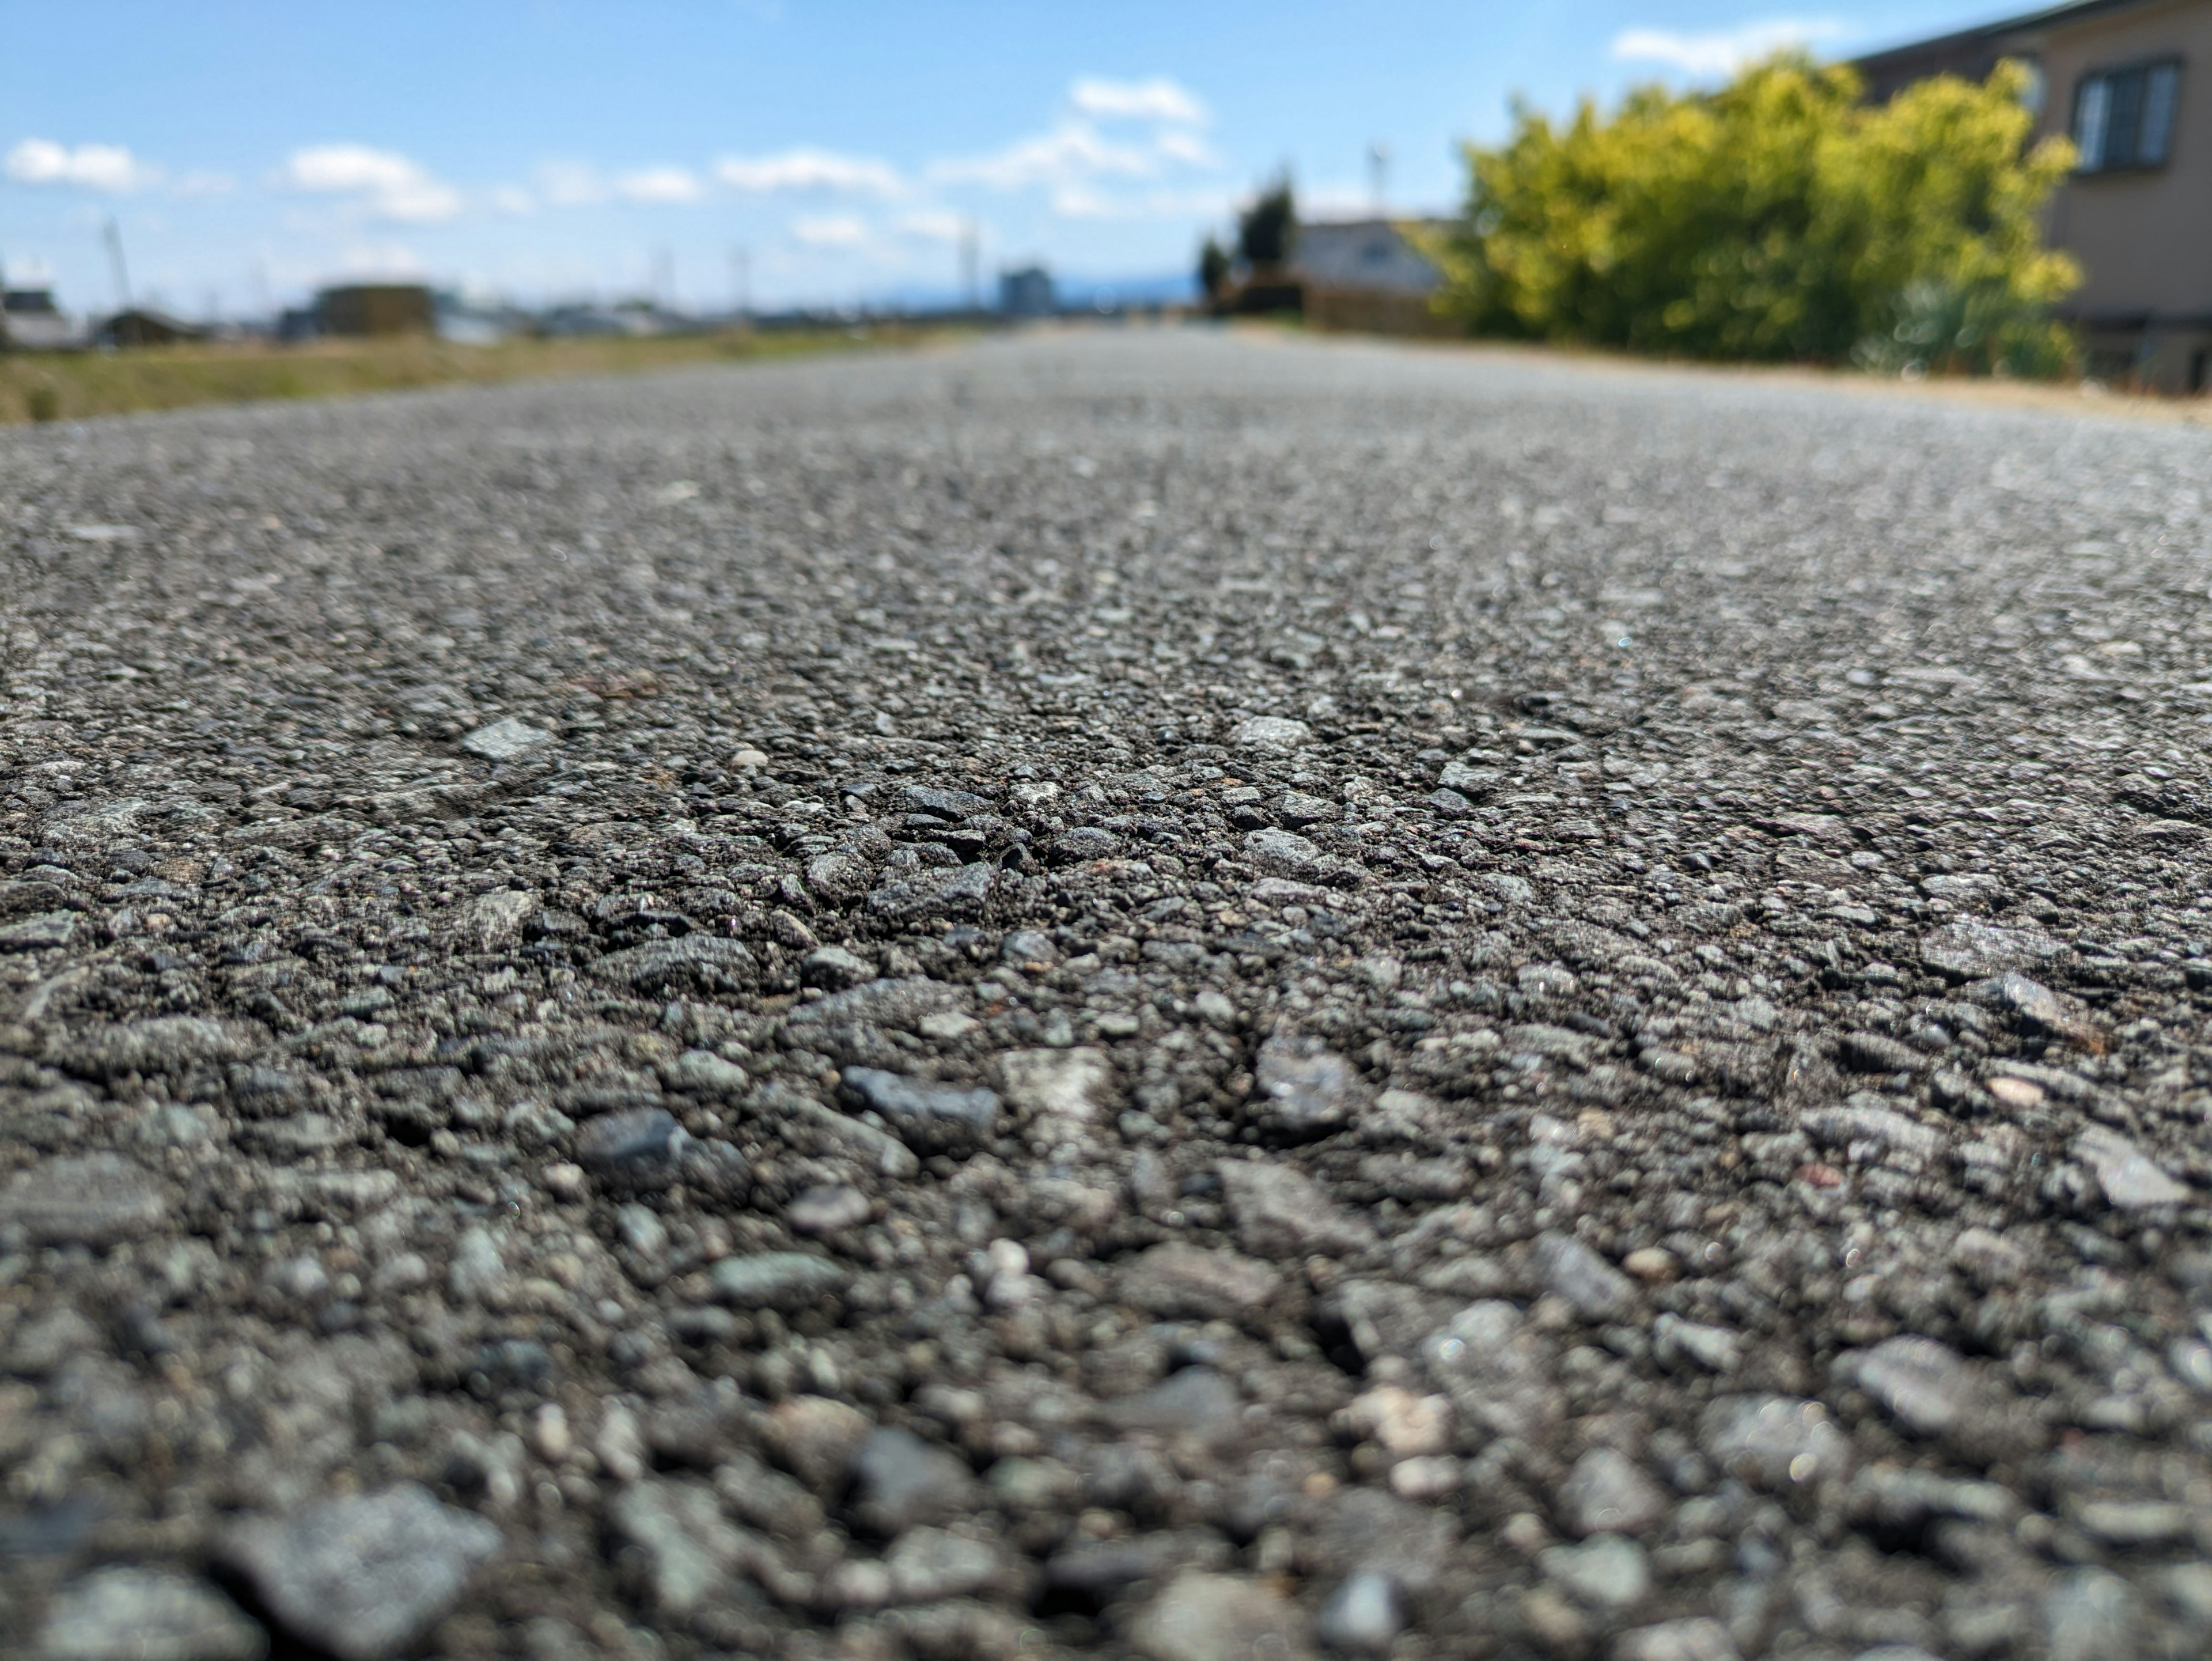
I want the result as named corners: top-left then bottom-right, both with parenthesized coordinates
top-left (1, 1), bottom-right (2021, 315)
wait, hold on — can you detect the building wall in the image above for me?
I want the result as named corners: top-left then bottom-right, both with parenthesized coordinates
top-left (2036, 0), bottom-right (2212, 385)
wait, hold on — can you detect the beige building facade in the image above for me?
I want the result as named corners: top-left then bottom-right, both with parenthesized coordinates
top-left (1858, 0), bottom-right (2212, 391)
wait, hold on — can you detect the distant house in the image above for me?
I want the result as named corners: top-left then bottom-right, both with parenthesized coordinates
top-left (1289, 219), bottom-right (1452, 336)
top-left (1855, 0), bottom-right (2212, 391)
top-left (100, 308), bottom-right (205, 349)
top-left (999, 265), bottom-right (1055, 317)
top-left (1, 287), bottom-right (86, 351)
top-left (315, 283), bottom-right (434, 338)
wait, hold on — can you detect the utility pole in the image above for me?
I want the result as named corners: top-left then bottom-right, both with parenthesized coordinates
top-left (1368, 142), bottom-right (1391, 215)
top-left (103, 217), bottom-right (132, 310)
top-left (959, 219), bottom-right (979, 313)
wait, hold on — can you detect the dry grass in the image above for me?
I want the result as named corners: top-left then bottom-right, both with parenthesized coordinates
top-left (0, 325), bottom-right (926, 427)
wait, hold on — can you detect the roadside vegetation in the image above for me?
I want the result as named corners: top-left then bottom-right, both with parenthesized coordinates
top-left (1426, 56), bottom-right (2081, 377)
top-left (0, 324), bottom-right (921, 427)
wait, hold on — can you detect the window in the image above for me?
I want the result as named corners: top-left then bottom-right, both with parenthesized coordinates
top-left (2074, 60), bottom-right (2182, 172)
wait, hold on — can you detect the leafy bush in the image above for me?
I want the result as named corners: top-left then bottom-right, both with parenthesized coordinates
top-left (1427, 56), bottom-right (2080, 374)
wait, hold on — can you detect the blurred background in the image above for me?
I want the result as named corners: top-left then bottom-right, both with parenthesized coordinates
top-left (0, 2), bottom-right (2012, 324)
top-left (4, 1), bottom-right (2202, 402)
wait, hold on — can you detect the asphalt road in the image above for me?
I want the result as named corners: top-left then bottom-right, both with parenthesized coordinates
top-left (4, 328), bottom-right (2212, 1660)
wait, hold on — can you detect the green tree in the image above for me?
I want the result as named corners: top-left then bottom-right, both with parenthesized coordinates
top-left (1198, 234), bottom-right (1232, 300)
top-left (1426, 56), bottom-right (2078, 374)
top-left (1238, 175), bottom-right (1297, 271)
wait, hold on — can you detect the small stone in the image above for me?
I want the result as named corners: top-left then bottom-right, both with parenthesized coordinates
top-left (1100, 1367), bottom-right (1240, 1436)
top-left (1220, 1160), bottom-right (1375, 1258)
top-left (730, 746), bottom-right (770, 768)
top-left (1539, 1534), bottom-right (1652, 1611)
top-left (1652, 1314), bottom-right (1741, 1374)
top-left (1438, 760), bottom-right (1501, 796)
top-left (592, 935), bottom-right (757, 994)
top-left (1316, 1567), bottom-right (1402, 1655)
top-left (2046, 1567), bottom-right (2139, 1661)
top-left (787, 1185), bottom-right (870, 1235)
top-left (459, 888), bottom-right (535, 946)
top-left (1345, 1386), bottom-right (1454, 1458)
top-left (999, 929), bottom-right (1060, 969)
top-left (882, 1527), bottom-right (1013, 1603)
top-left (800, 945), bottom-right (876, 989)
top-left (221, 1485), bottom-right (500, 1661)
top-left (1532, 1232), bottom-right (1636, 1322)
top-left (446, 1227), bottom-right (506, 1303)
top-left (1839, 1031), bottom-right (1930, 1074)
top-left (1120, 1243), bottom-right (1285, 1322)
top-left (459, 717), bottom-right (551, 760)
top-left (56, 1017), bottom-right (249, 1080)
top-left (838, 1066), bottom-right (1001, 1154)
top-left (1422, 1301), bottom-right (1558, 1439)
top-left (1252, 1034), bottom-right (1362, 1138)
top-left (1130, 1572), bottom-right (1319, 1661)
top-left (1613, 1617), bottom-right (1743, 1661)
top-left (2075, 1126), bottom-right (2188, 1209)
top-left (1228, 716), bottom-right (1312, 752)
top-left (766, 1395), bottom-right (873, 1490)
top-left (1557, 1447), bottom-right (1668, 1537)
top-left (0, 1154), bottom-right (168, 1247)
top-left (607, 1479), bottom-right (790, 1615)
top-left (1622, 1247), bottom-right (1678, 1284)
top-left (1840, 1335), bottom-right (1969, 1437)
top-left (999, 1046), bottom-right (1115, 1126)
top-left (1920, 919), bottom-right (2062, 979)
top-left (573, 1108), bottom-right (681, 1179)
top-left (1801, 1103), bottom-right (1941, 1163)
top-left (1969, 973), bottom-right (2102, 1046)
top-left (1699, 1395), bottom-right (1852, 1489)
top-left (1244, 827), bottom-right (1325, 877)
top-left (37, 1568), bottom-right (266, 1661)
top-left (850, 1427), bottom-right (979, 1534)
top-left (862, 862), bottom-right (995, 925)
top-left (710, 1252), bottom-right (849, 1308)
top-left (2069, 1499), bottom-right (2194, 1548)
top-left (0, 911), bottom-right (77, 951)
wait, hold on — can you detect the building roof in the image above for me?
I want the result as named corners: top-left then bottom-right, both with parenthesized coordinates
top-left (1290, 220), bottom-right (1445, 297)
top-left (1853, 0), bottom-right (2176, 86)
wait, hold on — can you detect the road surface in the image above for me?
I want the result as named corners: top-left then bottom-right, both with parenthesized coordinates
top-left (3, 330), bottom-right (2210, 1659)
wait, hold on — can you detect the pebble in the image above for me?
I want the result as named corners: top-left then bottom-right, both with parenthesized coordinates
top-left (1840, 1335), bottom-right (1969, 1437)
top-left (1130, 1572), bottom-right (1319, 1661)
top-left (999, 1046), bottom-right (1115, 1126)
top-left (1613, 1617), bottom-right (1743, 1661)
top-left (850, 1426), bottom-right (978, 1533)
top-left (786, 1184), bottom-right (871, 1234)
top-left (459, 717), bottom-right (551, 760)
top-left (1228, 716), bottom-right (1312, 752)
top-left (710, 1251), bottom-right (850, 1308)
top-left (2075, 1127), bottom-right (2189, 1209)
top-left (1316, 1567), bottom-right (1403, 1654)
top-left (36, 1567), bottom-right (266, 1661)
top-left (1699, 1395), bottom-right (1853, 1489)
top-left (1539, 1534), bottom-right (1652, 1610)
top-left (221, 1485), bottom-right (500, 1661)
top-left (2046, 1567), bottom-right (2139, 1661)
top-left (1557, 1446), bottom-right (1669, 1537)
top-left (1251, 1034), bottom-right (1362, 1137)
top-left (1532, 1232), bottom-right (1636, 1322)
top-left (0, 1154), bottom-right (168, 1247)
top-left (1220, 1159), bottom-right (1376, 1258)
top-left (838, 1066), bottom-right (1001, 1153)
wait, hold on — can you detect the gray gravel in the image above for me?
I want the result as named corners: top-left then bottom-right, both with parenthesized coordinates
top-left (3, 327), bottom-right (2212, 1658)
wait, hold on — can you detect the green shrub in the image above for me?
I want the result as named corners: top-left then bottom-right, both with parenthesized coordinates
top-left (1427, 56), bottom-right (2080, 374)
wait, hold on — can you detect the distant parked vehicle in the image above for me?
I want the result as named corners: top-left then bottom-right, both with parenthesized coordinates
top-left (1, 287), bottom-right (88, 351)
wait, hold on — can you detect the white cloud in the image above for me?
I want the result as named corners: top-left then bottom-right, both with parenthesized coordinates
top-left (1610, 18), bottom-right (1845, 75)
top-left (333, 241), bottom-right (427, 278)
top-left (534, 161), bottom-right (605, 207)
top-left (490, 184), bottom-right (536, 215)
top-left (277, 144), bottom-right (463, 222)
top-left (1154, 129), bottom-right (1220, 168)
top-left (171, 170), bottom-right (234, 198)
top-left (1051, 184), bottom-right (1236, 221)
top-left (716, 148), bottom-right (904, 196)
top-left (615, 165), bottom-right (704, 204)
top-left (6, 138), bottom-right (161, 192)
top-left (930, 121), bottom-right (1158, 190)
top-left (897, 210), bottom-right (969, 242)
top-left (1070, 76), bottom-right (1209, 125)
top-left (793, 214), bottom-right (870, 248)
